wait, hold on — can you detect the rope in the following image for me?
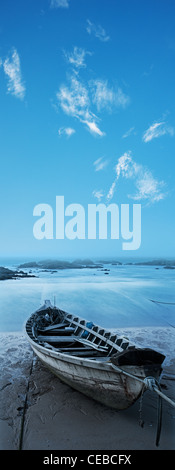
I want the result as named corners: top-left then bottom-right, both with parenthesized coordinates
top-left (111, 363), bottom-right (175, 407)
top-left (140, 376), bottom-right (175, 408)
top-left (149, 299), bottom-right (175, 305)
top-left (18, 354), bottom-right (34, 450)
top-left (111, 363), bottom-right (175, 446)
top-left (155, 381), bottom-right (162, 447)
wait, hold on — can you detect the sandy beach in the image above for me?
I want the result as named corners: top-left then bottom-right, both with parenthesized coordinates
top-left (0, 328), bottom-right (175, 451)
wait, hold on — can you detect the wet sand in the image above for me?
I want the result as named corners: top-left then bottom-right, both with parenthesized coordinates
top-left (0, 329), bottom-right (175, 451)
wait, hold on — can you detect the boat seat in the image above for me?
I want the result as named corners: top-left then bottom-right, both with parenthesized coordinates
top-left (64, 350), bottom-right (105, 357)
top-left (38, 328), bottom-right (75, 336)
top-left (38, 335), bottom-right (77, 343)
top-left (38, 322), bottom-right (71, 332)
top-left (37, 335), bottom-right (109, 351)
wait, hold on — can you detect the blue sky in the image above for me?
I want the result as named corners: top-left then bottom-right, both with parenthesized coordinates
top-left (0, 0), bottom-right (175, 259)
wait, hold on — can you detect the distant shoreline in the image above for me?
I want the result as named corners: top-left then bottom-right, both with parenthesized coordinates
top-left (0, 267), bottom-right (37, 281)
top-left (18, 258), bottom-right (175, 269)
top-left (0, 258), bottom-right (175, 280)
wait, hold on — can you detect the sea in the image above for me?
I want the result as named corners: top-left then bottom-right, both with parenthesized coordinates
top-left (0, 257), bottom-right (175, 334)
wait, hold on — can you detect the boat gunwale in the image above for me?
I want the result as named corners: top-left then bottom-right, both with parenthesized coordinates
top-left (25, 302), bottom-right (164, 377)
top-left (26, 329), bottom-right (159, 382)
top-left (25, 305), bottom-right (133, 369)
top-left (26, 333), bottom-right (115, 370)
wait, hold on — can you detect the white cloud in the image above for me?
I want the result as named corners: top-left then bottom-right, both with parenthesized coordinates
top-left (115, 152), bottom-right (140, 179)
top-left (50, 0), bottom-right (69, 8)
top-left (143, 121), bottom-right (174, 143)
top-left (91, 80), bottom-right (129, 111)
top-left (57, 76), bottom-right (90, 132)
top-left (107, 151), bottom-right (166, 204)
top-left (122, 126), bottom-right (136, 138)
top-left (56, 51), bottom-right (129, 137)
top-left (56, 75), bottom-right (105, 136)
top-left (92, 189), bottom-right (104, 201)
top-left (93, 157), bottom-right (108, 171)
top-left (107, 151), bottom-right (134, 201)
top-left (106, 181), bottom-right (116, 201)
top-left (114, 87), bottom-right (130, 108)
top-left (3, 49), bottom-right (25, 100)
top-left (86, 19), bottom-right (110, 42)
top-left (82, 119), bottom-right (105, 136)
top-left (131, 170), bottom-right (165, 203)
top-left (58, 127), bottom-right (75, 137)
top-left (64, 46), bottom-right (91, 69)
top-left (57, 76), bottom-right (90, 119)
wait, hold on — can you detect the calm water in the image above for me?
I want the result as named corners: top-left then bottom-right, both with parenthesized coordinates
top-left (0, 260), bottom-right (175, 332)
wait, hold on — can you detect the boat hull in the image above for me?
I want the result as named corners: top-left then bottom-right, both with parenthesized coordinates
top-left (26, 301), bottom-right (164, 410)
top-left (29, 339), bottom-right (159, 410)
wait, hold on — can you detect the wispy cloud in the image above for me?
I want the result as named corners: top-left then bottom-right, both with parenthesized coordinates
top-left (56, 47), bottom-right (129, 136)
top-left (131, 169), bottom-right (165, 203)
top-left (86, 19), bottom-right (110, 42)
top-left (91, 79), bottom-right (129, 111)
top-left (57, 76), bottom-right (90, 119)
top-left (106, 180), bottom-right (116, 202)
top-left (63, 46), bottom-right (92, 69)
top-left (142, 64), bottom-right (154, 77)
top-left (50, 0), bottom-right (70, 8)
top-left (107, 151), bottom-right (166, 204)
top-left (58, 127), bottom-right (75, 137)
top-left (143, 121), bottom-right (174, 143)
top-left (56, 75), bottom-right (105, 136)
top-left (92, 189), bottom-right (104, 201)
top-left (3, 49), bottom-right (25, 100)
top-left (93, 157), bottom-right (108, 171)
top-left (122, 126), bottom-right (136, 138)
top-left (82, 119), bottom-right (105, 136)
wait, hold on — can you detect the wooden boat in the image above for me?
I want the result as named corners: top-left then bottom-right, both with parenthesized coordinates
top-left (25, 300), bottom-right (165, 410)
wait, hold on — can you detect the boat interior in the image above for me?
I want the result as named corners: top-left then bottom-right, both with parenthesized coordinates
top-left (26, 305), bottom-right (165, 366)
top-left (26, 306), bottom-right (133, 361)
